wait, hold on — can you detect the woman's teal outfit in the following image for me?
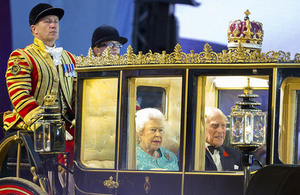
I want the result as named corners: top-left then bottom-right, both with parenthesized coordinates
top-left (136, 144), bottom-right (179, 170)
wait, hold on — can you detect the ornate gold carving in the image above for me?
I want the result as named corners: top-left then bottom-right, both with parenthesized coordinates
top-left (76, 43), bottom-right (297, 67)
top-left (103, 176), bottom-right (119, 189)
top-left (295, 53), bottom-right (300, 63)
top-left (227, 10), bottom-right (264, 53)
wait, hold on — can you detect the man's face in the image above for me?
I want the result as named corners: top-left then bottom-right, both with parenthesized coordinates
top-left (205, 113), bottom-right (226, 147)
top-left (93, 41), bottom-right (122, 56)
top-left (31, 15), bottom-right (59, 46)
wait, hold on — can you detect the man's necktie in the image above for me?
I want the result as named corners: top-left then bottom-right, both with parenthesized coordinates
top-left (208, 146), bottom-right (216, 154)
top-left (208, 146), bottom-right (222, 155)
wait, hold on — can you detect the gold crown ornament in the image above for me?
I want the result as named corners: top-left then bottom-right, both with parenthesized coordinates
top-left (227, 10), bottom-right (264, 52)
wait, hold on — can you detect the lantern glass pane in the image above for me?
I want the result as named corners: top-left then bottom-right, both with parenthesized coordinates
top-left (34, 122), bottom-right (51, 152)
top-left (34, 123), bottom-right (44, 152)
top-left (231, 112), bottom-right (244, 144)
top-left (44, 123), bottom-right (51, 151)
top-left (245, 112), bottom-right (254, 144)
top-left (253, 113), bottom-right (266, 144)
top-left (50, 121), bottom-right (65, 152)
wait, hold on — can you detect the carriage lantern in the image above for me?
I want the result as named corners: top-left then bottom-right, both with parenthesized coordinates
top-left (230, 78), bottom-right (266, 147)
top-left (230, 78), bottom-right (267, 194)
top-left (33, 92), bottom-right (66, 153)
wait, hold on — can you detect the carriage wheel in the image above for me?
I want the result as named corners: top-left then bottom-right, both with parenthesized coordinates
top-left (0, 177), bottom-right (47, 195)
top-left (0, 132), bottom-right (65, 194)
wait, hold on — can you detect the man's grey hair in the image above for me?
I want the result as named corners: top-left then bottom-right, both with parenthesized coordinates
top-left (205, 107), bottom-right (227, 124)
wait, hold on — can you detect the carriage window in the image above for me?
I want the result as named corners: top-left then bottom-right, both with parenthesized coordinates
top-left (295, 91), bottom-right (300, 164)
top-left (127, 77), bottom-right (182, 170)
top-left (279, 77), bottom-right (300, 165)
top-left (137, 86), bottom-right (166, 114)
top-left (218, 89), bottom-right (268, 170)
top-left (193, 76), bottom-right (268, 172)
top-left (80, 78), bottom-right (118, 169)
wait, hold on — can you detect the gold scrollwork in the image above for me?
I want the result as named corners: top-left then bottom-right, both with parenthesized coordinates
top-left (103, 176), bottom-right (119, 189)
top-left (75, 43), bottom-right (298, 67)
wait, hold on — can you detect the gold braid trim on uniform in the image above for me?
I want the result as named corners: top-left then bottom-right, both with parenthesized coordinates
top-left (23, 106), bottom-right (43, 130)
top-left (3, 111), bottom-right (20, 130)
top-left (4, 37), bottom-right (76, 131)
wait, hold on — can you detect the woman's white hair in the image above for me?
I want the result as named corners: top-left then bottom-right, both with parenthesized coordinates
top-left (135, 108), bottom-right (165, 133)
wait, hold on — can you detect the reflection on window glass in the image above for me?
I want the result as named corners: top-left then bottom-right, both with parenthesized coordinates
top-left (127, 77), bottom-right (182, 171)
top-left (80, 78), bottom-right (118, 169)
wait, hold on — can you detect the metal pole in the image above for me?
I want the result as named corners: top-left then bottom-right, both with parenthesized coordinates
top-left (16, 131), bottom-right (21, 178)
top-left (243, 165), bottom-right (250, 195)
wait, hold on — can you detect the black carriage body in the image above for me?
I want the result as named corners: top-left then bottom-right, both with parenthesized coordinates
top-left (73, 60), bottom-right (298, 195)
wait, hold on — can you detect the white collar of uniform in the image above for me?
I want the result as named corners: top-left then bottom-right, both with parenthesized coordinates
top-left (45, 44), bottom-right (63, 66)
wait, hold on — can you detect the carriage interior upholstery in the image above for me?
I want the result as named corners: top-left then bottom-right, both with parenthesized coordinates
top-left (80, 77), bottom-right (181, 169)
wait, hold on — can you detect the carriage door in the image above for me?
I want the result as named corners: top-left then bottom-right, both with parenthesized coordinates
top-left (74, 71), bottom-right (120, 194)
top-left (117, 69), bottom-right (185, 195)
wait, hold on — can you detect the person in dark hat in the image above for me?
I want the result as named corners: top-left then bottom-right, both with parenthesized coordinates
top-left (91, 24), bottom-right (128, 56)
top-left (3, 3), bottom-right (76, 168)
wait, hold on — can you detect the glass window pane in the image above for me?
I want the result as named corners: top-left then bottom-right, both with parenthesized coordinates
top-left (127, 77), bottom-right (182, 171)
top-left (279, 77), bottom-right (300, 165)
top-left (219, 89), bottom-right (268, 170)
top-left (80, 78), bottom-right (118, 169)
top-left (193, 76), bottom-right (268, 172)
top-left (295, 90), bottom-right (300, 164)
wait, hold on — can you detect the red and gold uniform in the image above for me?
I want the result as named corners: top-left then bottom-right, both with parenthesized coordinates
top-left (3, 37), bottom-right (76, 166)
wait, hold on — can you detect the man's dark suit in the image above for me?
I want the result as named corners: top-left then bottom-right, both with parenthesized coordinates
top-left (205, 145), bottom-right (243, 171)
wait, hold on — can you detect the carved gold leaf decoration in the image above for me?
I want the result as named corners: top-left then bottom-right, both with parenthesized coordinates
top-left (244, 20), bottom-right (253, 40)
top-left (125, 45), bottom-right (135, 65)
top-left (103, 176), bottom-right (119, 189)
top-left (256, 30), bottom-right (263, 39)
top-left (75, 43), bottom-right (298, 67)
top-left (233, 28), bottom-right (240, 37)
top-left (174, 43), bottom-right (183, 63)
top-left (295, 53), bottom-right (300, 63)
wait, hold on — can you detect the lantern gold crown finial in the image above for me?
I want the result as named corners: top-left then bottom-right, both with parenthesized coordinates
top-left (227, 10), bottom-right (264, 52)
top-left (243, 78), bottom-right (253, 95)
top-left (244, 9), bottom-right (250, 17)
